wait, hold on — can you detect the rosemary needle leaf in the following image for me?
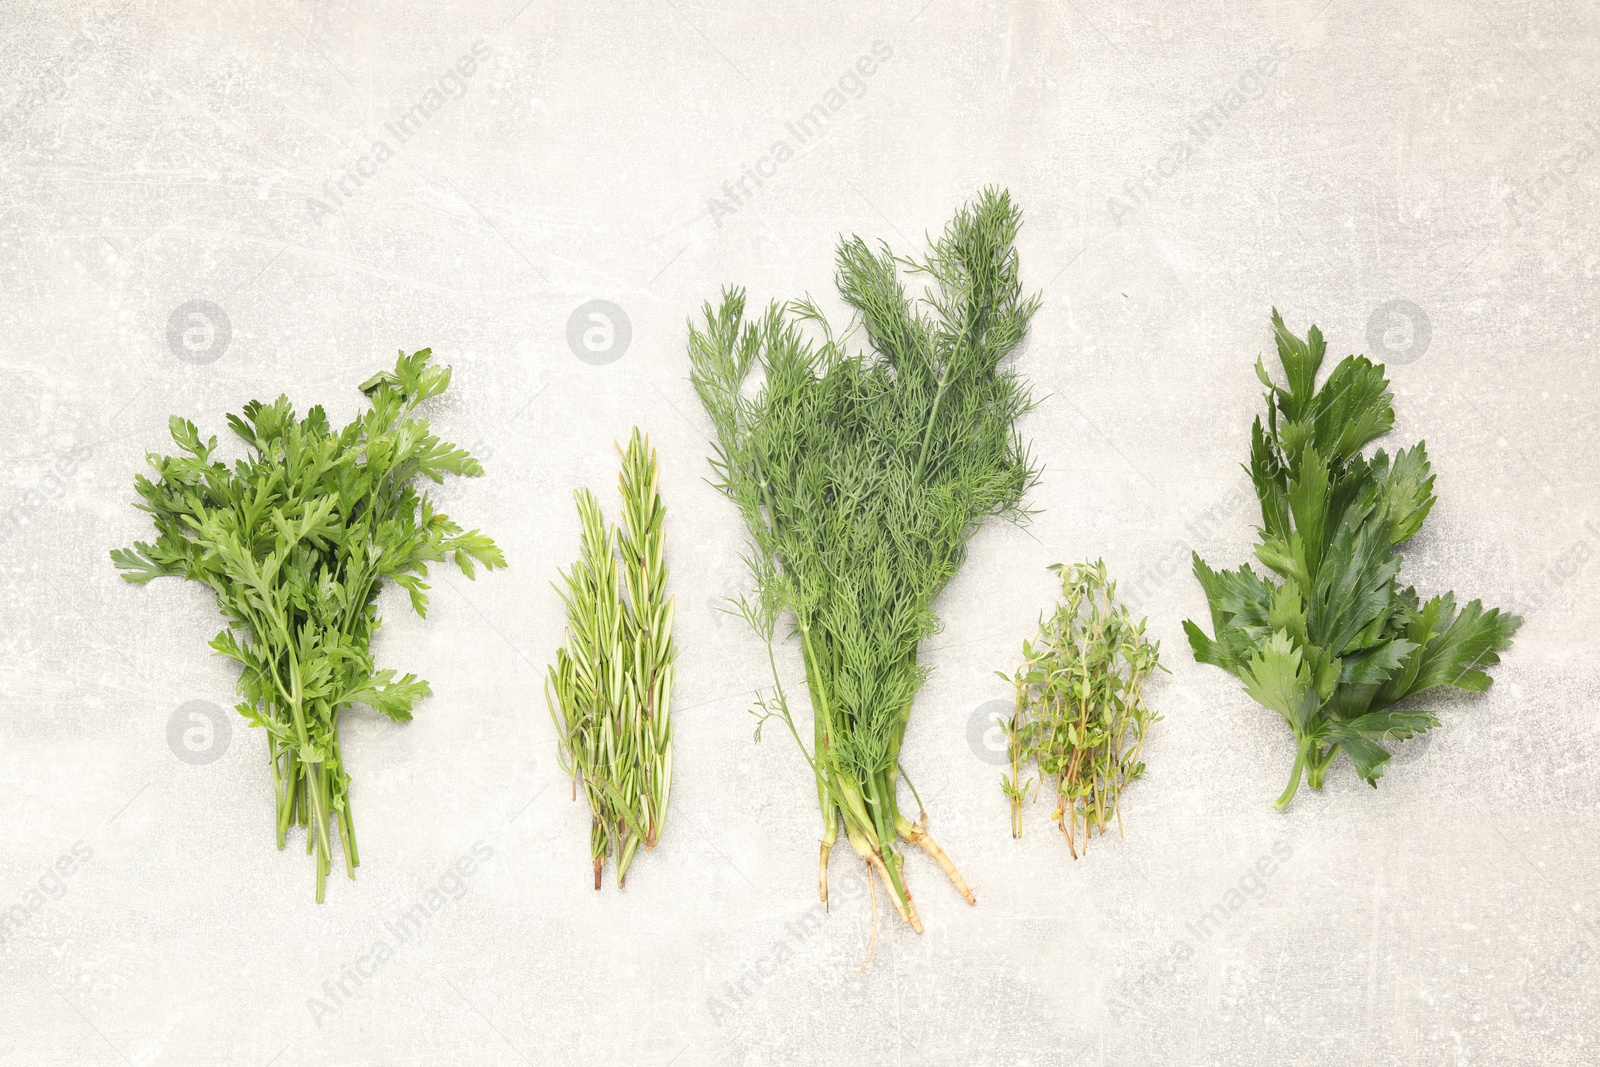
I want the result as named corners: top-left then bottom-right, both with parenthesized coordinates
top-left (547, 428), bottom-right (677, 890)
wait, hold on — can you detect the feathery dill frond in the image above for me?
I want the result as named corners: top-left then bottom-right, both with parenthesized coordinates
top-left (688, 188), bottom-right (1040, 930)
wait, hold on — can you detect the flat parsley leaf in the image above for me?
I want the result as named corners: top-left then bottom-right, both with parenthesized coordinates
top-left (113, 349), bottom-right (504, 899)
top-left (1186, 312), bottom-right (1520, 807)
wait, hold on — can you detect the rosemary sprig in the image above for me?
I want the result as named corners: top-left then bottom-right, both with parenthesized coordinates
top-left (547, 428), bottom-right (676, 888)
top-left (688, 188), bottom-right (1039, 931)
top-left (1003, 561), bottom-right (1162, 854)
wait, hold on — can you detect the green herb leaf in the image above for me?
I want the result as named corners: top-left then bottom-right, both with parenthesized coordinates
top-left (688, 188), bottom-right (1038, 930)
top-left (111, 349), bottom-right (503, 900)
top-left (1185, 313), bottom-right (1521, 808)
top-left (546, 429), bottom-right (675, 889)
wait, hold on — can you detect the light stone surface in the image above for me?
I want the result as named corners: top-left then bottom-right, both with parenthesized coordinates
top-left (2, 1), bottom-right (1596, 1064)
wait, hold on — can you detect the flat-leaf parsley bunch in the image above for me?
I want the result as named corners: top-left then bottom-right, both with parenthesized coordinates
top-left (1185, 313), bottom-right (1519, 808)
top-left (113, 350), bottom-right (504, 899)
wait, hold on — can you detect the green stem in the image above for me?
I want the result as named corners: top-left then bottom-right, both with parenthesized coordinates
top-left (1009, 679), bottom-right (1024, 838)
top-left (862, 768), bottom-right (909, 908)
top-left (285, 654), bottom-right (333, 900)
top-left (276, 743), bottom-right (299, 848)
top-left (798, 624), bottom-right (854, 821)
top-left (1274, 736), bottom-right (1310, 810)
top-left (311, 763), bottom-right (329, 901)
top-left (331, 723), bottom-right (359, 873)
top-left (269, 734), bottom-right (285, 847)
top-left (912, 367), bottom-right (952, 483)
top-left (1306, 742), bottom-right (1335, 790)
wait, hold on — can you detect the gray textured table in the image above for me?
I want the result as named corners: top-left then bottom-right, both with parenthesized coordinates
top-left (2, 1), bottom-right (1595, 1064)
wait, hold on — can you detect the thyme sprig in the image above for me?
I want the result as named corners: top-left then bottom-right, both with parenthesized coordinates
top-left (1003, 561), bottom-right (1162, 854)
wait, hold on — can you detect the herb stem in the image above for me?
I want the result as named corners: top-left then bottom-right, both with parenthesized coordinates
top-left (1274, 739), bottom-right (1309, 811)
top-left (911, 366), bottom-right (951, 483)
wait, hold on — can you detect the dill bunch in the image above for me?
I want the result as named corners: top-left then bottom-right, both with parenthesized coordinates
top-left (688, 188), bottom-right (1040, 931)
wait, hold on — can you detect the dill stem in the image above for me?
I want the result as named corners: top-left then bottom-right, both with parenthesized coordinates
top-left (862, 769), bottom-right (909, 910)
top-left (819, 814), bottom-right (838, 905)
top-left (911, 366), bottom-right (952, 483)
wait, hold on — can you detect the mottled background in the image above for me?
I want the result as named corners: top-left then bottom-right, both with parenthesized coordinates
top-left (2, 1), bottom-right (1596, 1064)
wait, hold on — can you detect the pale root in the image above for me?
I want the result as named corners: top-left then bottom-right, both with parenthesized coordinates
top-left (897, 818), bottom-right (976, 905)
top-left (863, 849), bottom-right (921, 932)
top-left (819, 838), bottom-right (833, 904)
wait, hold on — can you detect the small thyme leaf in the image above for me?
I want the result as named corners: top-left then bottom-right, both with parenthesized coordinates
top-left (1005, 560), bottom-right (1163, 854)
